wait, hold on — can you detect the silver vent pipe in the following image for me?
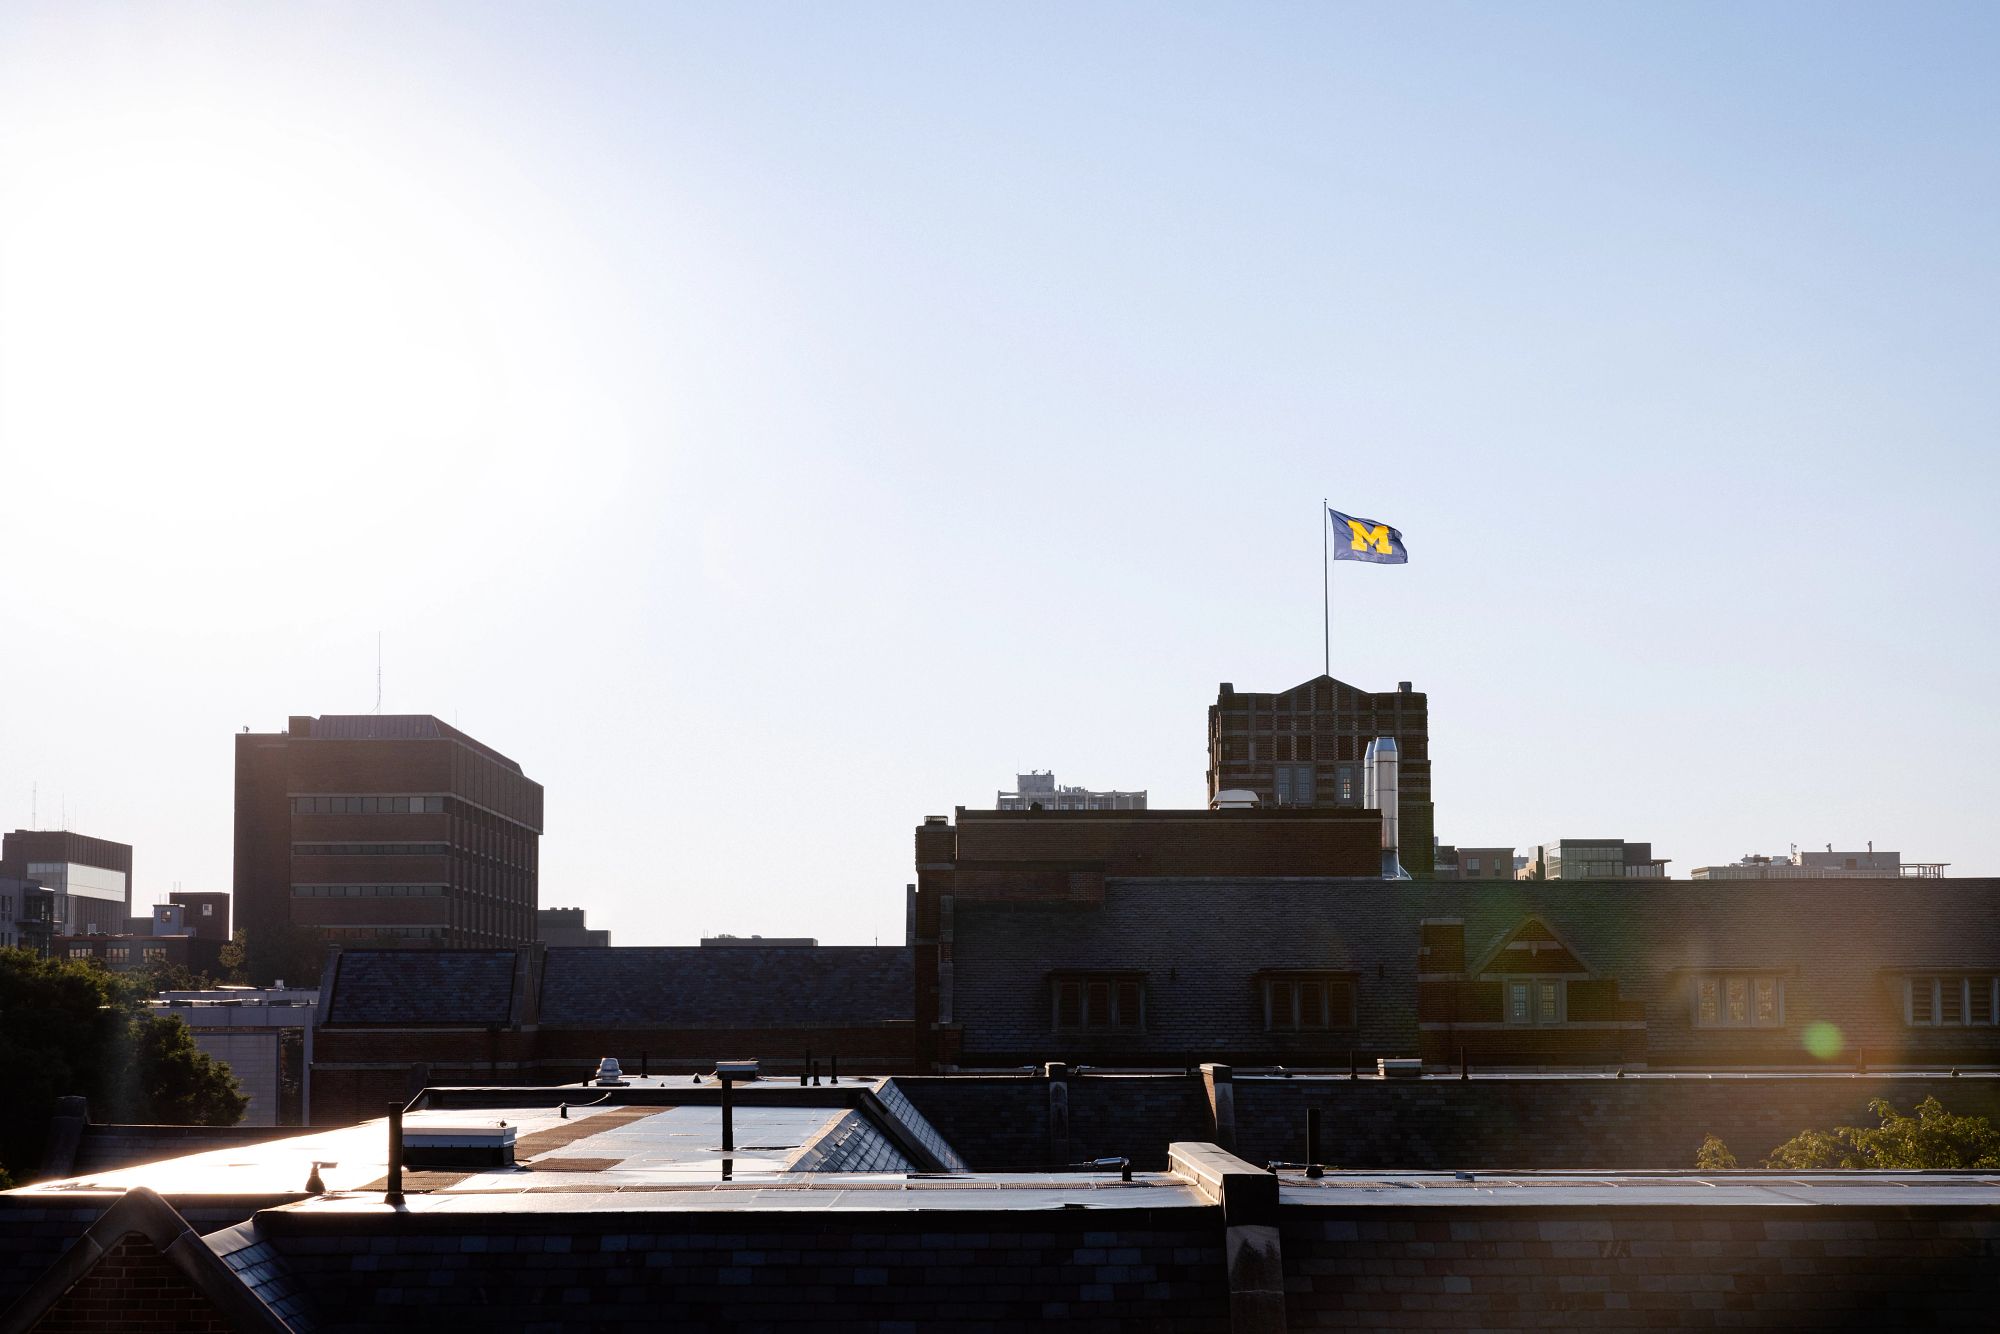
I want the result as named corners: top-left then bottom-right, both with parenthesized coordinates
top-left (1364, 736), bottom-right (1412, 880)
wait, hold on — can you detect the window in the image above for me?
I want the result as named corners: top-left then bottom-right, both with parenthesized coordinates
top-left (69, 946), bottom-right (93, 959)
top-left (201, 903), bottom-right (214, 916)
top-left (1260, 973), bottom-right (1355, 1030)
top-left (1501, 977), bottom-right (1566, 1024)
top-left (1906, 976), bottom-right (1999, 1027)
top-left (1464, 857), bottom-right (1482, 875)
top-left (1693, 974), bottom-right (1785, 1028)
top-left (143, 946), bottom-right (166, 962)
top-left (105, 946), bottom-right (129, 963)
top-left (1051, 973), bottom-right (1144, 1032)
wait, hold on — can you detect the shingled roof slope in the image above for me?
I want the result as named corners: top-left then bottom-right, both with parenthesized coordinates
top-left (538, 946), bottom-right (913, 1026)
top-left (950, 877), bottom-right (2000, 1063)
top-left (325, 949), bottom-right (517, 1025)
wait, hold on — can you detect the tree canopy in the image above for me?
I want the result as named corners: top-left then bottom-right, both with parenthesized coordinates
top-left (1699, 1098), bottom-right (2000, 1171)
top-left (0, 948), bottom-right (246, 1183)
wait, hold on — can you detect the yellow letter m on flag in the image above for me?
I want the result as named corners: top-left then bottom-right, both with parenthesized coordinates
top-left (1347, 520), bottom-right (1394, 555)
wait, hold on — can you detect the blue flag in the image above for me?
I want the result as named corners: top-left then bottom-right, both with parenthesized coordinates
top-left (1327, 506), bottom-right (1408, 564)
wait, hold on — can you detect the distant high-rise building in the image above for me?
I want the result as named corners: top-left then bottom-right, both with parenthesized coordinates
top-left (996, 772), bottom-right (1146, 811)
top-left (234, 715), bottom-right (544, 966)
top-left (0, 829), bottom-right (134, 936)
top-left (1206, 676), bottom-right (1434, 877)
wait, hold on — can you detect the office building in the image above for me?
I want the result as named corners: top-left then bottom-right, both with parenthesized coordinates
top-left (233, 714), bottom-right (544, 966)
top-left (0, 829), bottom-right (134, 936)
top-left (537, 906), bottom-right (610, 947)
top-left (1206, 675), bottom-right (1434, 875)
top-left (995, 772), bottom-right (1146, 811)
top-left (1520, 838), bottom-right (1668, 879)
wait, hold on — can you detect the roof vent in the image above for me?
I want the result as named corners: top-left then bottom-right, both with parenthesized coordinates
top-left (714, 1059), bottom-right (759, 1081)
top-left (402, 1119), bottom-right (517, 1168)
top-left (1211, 789), bottom-right (1259, 810)
top-left (594, 1057), bottom-right (628, 1086)
top-left (1376, 1057), bottom-right (1423, 1080)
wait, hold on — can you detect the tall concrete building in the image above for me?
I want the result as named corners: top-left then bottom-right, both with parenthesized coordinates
top-left (233, 715), bottom-right (543, 962)
top-left (1206, 675), bottom-right (1434, 876)
top-left (0, 829), bottom-right (134, 936)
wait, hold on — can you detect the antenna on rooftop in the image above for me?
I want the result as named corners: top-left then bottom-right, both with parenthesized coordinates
top-left (30, 782), bottom-right (36, 830)
top-left (374, 633), bottom-right (383, 715)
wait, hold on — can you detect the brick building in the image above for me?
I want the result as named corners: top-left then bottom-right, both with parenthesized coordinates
top-left (53, 930), bottom-right (223, 976)
top-left (305, 943), bottom-right (916, 1124)
top-left (232, 715), bottom-right (544, 972)
top-left (914, 808), bottom-right (2000, 1072)
top-left (0, 828), bottom-right (134, 937)
top-left (168, 891), bottom-right (231, 941)
top-left (1206, 675), bottom-right (1435, 876)
top-left (912, 805), bottom-right (1385, 1069)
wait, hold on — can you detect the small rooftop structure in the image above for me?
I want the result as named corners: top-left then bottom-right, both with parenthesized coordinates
top-left (997, 771), bottom-right (1147, 811)
top-left (1692, 845), bottom-right (1948, 879)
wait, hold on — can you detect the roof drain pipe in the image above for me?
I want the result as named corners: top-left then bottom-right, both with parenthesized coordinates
top-left (1365, 736), bottom-right (1413, 880)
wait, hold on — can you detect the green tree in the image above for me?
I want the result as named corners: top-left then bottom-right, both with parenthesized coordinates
top-left (1764, 1097), bottom-right (2000, 1170)
top-left (0, 947), bottom-right (246, 1181)
top-left (217, 929), bottom-right (248, 984)
top-left (1694, 1134), bottom-right (1738, 1170)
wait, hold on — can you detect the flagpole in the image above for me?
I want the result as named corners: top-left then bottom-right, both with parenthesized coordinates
top-left (1321, 498), bottom-right (1330, 678)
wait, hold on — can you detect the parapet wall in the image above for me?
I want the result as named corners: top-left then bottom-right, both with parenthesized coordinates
top-left (1281, 1202), bottom-right (2000, 1326)
top-left (890, 1072), bottom-right (2000, 1171)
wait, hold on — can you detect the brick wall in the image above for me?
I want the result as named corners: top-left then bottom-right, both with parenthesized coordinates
top-left (253, 1210), bottom-right (1228, 1329)
top-left (884, 1073), bottom-right (2000, 1172)
top-left (1281, 1206), bottom-right (2000, 1327)
top-left (1230, 1074), bottom-right (2000, 1170)
top-left (25, 1233), bottom-right (235, 1333)
top-left (0, 1201), bottom-right (268, 1318)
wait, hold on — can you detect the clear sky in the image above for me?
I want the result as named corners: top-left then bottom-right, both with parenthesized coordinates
top-left (2, 3), bottom-right (1995, 943)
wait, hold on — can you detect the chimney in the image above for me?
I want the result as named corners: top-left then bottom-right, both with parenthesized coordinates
top-left (1365, 737), bottom-right (1411, 879)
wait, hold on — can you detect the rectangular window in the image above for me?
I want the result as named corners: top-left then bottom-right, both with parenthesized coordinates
top-left (1056, 980), bottom-right (1088, 1032)
top-left (1906, 976), bottom-right (2000, 1027)
top-left (105, 946), bottom-right (129, 963)
top-left (1052, 973), bottom-right (1144, 1032)
top-left (1502, 977), bottom-right (1566, 1025)
top-left (1694, 975), bottom-right (1785, 1028)
top-left (1260, 973), bottom-right (1354, 1030)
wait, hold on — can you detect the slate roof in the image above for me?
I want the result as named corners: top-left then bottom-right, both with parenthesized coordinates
top-left (950, 877), bottom-right (2000, 1064)
top-left (325, 950), bottom-right (517, 1025)
top-left (537, 946), bottom-right (913, 1027)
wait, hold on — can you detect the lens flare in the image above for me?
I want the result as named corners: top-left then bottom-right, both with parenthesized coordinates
top-left (1803, 1021), bottom-right (1844, 1060)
